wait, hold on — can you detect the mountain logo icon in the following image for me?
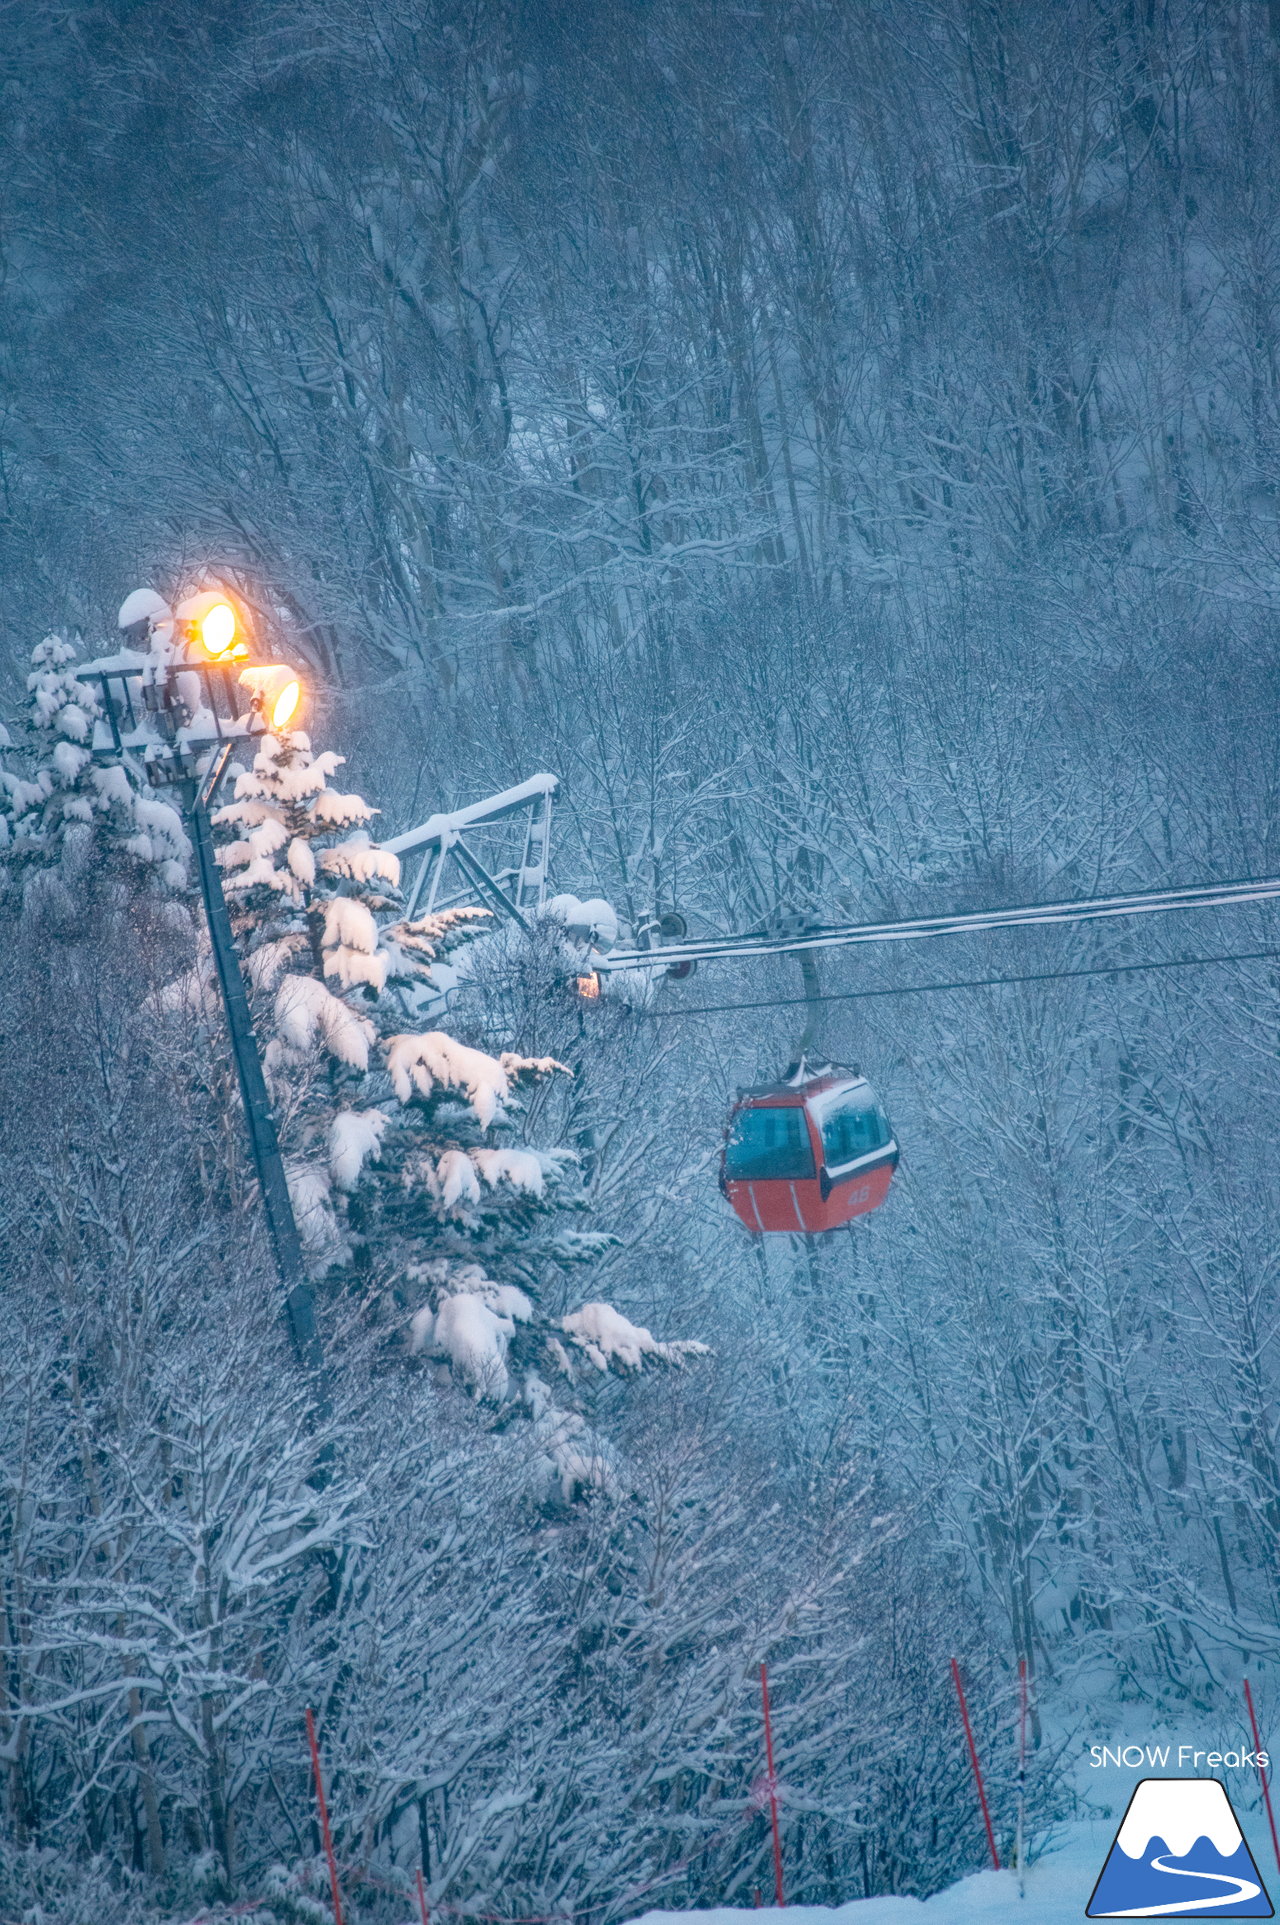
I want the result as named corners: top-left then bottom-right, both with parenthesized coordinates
top-left (1087, 1778), bottom-right (1273, 1917)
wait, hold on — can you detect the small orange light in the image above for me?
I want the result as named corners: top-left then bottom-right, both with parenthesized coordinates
top-left (577, 972), bottom-right (601, 1000)
top-left (270, 678), bottom-right (302, 730)
top-left (199, 600), bottom-right (237, 658)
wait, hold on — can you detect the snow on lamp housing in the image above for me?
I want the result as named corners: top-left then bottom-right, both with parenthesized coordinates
top-left (82, 586), bottom-right (306, 780)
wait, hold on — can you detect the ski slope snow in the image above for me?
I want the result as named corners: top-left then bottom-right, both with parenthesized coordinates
top-left (627, 1812), bottom-right (1277, 1924)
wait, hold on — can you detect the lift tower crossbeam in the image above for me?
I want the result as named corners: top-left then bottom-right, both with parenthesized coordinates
top-left (385, 774), bottom-right (557, 927)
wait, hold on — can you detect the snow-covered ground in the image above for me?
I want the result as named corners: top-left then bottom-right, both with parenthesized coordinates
top-left (629, 1809), bottom-right (1277, 1923)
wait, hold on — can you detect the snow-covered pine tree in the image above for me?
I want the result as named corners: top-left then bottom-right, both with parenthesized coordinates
top-left (0, 635), bottom-right (190, 908)
top-left (203, 725), bottom-right (704, 1496)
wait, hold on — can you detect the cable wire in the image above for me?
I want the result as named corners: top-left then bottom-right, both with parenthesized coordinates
top-left (646, 943), bottom-right (1280, 1019)
top-left (599, 873), bottom-right (1280, 971)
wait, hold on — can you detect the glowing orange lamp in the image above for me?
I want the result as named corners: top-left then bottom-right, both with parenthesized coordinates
top-left (239, 663), bottom-right (305, 732)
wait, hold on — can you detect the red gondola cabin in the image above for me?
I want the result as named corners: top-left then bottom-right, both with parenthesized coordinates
top-left (720, 1066), bottom-right (899, 1235)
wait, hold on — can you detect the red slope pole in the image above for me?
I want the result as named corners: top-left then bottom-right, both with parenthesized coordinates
top-left (759, 1663), bottom-right (786, 1906)
top-left (305, 1706), bottom-right (346, 1925)
top-left (1244, 1678), bottom-right (1280, 1879)
top-left (950, 1658), bottom-right (1000, 1871)
top-left (416, 1866), bottom-right (431, 1925)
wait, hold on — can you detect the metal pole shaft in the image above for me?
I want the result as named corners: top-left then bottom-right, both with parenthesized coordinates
top-left (187, 771), bottom-right (321, 1371)
top-left (759, 1663), bottom-right (786, 1907)
top-left (1016, 1657), bottom-right (1027, 1899)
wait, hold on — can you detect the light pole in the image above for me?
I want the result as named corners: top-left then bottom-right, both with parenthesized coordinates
top-left (85, 590), bottom-right (320, 1371)
top-left (188, 746), bottom-right (321, 1371)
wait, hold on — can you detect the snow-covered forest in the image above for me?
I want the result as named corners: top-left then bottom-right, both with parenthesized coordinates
top-left (3, 1), bottom-right (1280, 1918)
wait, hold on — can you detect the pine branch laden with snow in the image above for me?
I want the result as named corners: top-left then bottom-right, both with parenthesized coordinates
top-left (321, 894), bottom-right (388, 990)
top-left (379, 904), bottom-right (494, 999)
top-left (385, 1029), bottom-right (536, 1126)
top-left (559, 1303), bottom-right (710, 1374)
top-left (0, 634), bottom-right (190, 895)
top-left (271, 973), bottom-right (375, 1071)
top-left (318, 829), bottom-right (399, 887)
top-left (285, 1156), bottom-right (348, 1264)
top-left (404, 1266), bottom-right (627, 1497)
top-left (328, 1108), bottom-right (389, 1191)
